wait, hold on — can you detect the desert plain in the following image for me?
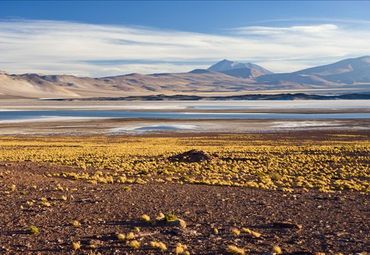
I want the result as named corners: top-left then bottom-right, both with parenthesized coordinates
top-left (0, 99), bottom-right (368, 255)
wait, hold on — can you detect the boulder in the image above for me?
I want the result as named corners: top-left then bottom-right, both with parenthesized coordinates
top-left (168, 150), bottom-right (212, 163)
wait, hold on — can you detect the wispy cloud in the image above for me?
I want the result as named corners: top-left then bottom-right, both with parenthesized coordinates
top-left (233, 24), bottom-right (339, 36)
top-left (0, 19), bottom-right (369, 76)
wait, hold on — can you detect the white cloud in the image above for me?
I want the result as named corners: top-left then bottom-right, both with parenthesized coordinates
top-left (233, 24), bottom-right (339, 36)
top-left (0, 19), bottom-right (369, 76)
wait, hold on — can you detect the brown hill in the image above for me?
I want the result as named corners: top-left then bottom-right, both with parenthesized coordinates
top-left (1, 57), bottom-right (370, 98)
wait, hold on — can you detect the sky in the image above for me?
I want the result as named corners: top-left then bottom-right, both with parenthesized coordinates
top-left (1, 1), bottom-right (370, 77)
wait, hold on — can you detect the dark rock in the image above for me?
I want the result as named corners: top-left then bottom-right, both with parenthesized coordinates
top-left (168, 150), bottom-right (212, 163)
top-left (270, 221), bottom-right (303, 230)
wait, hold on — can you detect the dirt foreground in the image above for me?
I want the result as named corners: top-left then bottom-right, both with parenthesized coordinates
top-left (0, 132), bottom-right (369, 254)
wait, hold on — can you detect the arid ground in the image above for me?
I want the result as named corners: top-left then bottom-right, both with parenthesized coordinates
top-left (0, 131), bottom-right (369, 254)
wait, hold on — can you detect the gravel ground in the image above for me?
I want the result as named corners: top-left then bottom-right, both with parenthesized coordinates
top-left (0, 162), bottom-right (369, 254)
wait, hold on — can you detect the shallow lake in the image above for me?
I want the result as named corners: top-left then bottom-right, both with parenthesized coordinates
top-left (1, 109), bottom-right (370, 123)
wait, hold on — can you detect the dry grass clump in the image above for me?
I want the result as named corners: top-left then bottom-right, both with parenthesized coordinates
top-left (178, 219), bottom-right (187, 229)
top-left (150, 241), bottom-right (167, 251)
top-left (227, 245), bottom-right (245, 255)
top-left (122, 186), bottom-right (131, 191)
top-left (140, 214), bottom-right (151, 223)
top-left (174, 243), bottom-right (189, 255)
top-left (158, 213), bottom-right (187, 229)
top-left (231, 227), bottom-right (241, 236)
top-left (29, 225), bottom-right (40, 235)
top-left (116, 233), bottom-right (126, 241)
top-left (40, 197), bottom-right (51, 207)
top-left (272, 245), bottom-right (282, 254)
top-left (128, 240), bottom-right (140, 249)
top-left (153, 212), bottom-right (187, 228)
top-left (70, 220), bottom-right (81, 228)
top-left (126, 232), bottom-right (136, 240)
top-left (71, 241), bottom-right (81, 250)
top-left (156, 212), bottom-right (165, 221)
top-left (242, 227), bottom-right (262, 238)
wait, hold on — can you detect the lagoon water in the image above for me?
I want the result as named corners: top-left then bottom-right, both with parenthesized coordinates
top-left (188, 100), bottom-right (370, 110)
top-left (1, 100), bottom-right (370, 123)
top-left (1, 109), bottom-right (370, 123)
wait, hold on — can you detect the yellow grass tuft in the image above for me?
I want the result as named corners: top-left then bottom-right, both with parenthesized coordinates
top-left (242, 227), bottom-right (262, 238)
top-left (174, 243), bottom-right (188, 255)
top-left (231, 227), bottom-right (241, 236)
top-left (128, 240), bottom-right (140, 249)
top-left (150, 241), bottom-right (167, 251)
top-left (70, 220), bottom-right (81, 228)
top-left (140, 214), bottom-right (151, 222)
top-left (272, 245), bottom-right (282, 254)
top-left (227, 245), bottom-right (245, 255)
top-left (72, 241), bottom-right (81, 250)
top-left (29, 225), bottom-right (40, 235)
top-left (116, 233), bottom-right (126, 241)
top-left (156, 212), bottom-right (165, 221)
top-left (126, 232), bottom-right (135, 240)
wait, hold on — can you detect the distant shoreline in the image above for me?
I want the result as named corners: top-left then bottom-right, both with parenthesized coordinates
top-left (43, 92), bottom-right (370, 101)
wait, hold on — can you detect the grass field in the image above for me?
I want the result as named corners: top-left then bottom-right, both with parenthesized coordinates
top-left (0, 134), bottom-right (369, 193)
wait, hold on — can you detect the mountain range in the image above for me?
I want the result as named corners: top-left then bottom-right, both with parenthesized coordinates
top-left (1, 56), bottom-right (370, 98)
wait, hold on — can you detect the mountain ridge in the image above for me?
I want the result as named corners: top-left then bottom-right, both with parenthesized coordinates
top-left (207, 59), bottom-right (273, 78)
top-left (1, 56), bottom-right (370, 98)
top-left (257, 56), bottom-right (370, 85)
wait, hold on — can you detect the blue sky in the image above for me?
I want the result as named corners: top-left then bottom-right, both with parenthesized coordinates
top-left (1, 1), bottom-right (370, 76)
top-left (2, 1), bottom-right (370, 32)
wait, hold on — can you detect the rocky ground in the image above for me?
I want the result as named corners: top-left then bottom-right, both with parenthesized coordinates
top-left (0, 161), bottom-right (369, 254)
